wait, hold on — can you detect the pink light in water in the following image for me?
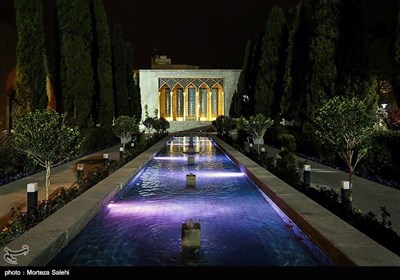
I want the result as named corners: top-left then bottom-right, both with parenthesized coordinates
top-left (153, 156), bottom-right (187, 161)
top-left (197, 172), bottom-right (245, 178)
top-left (107, 200), bottom-right (234, 217)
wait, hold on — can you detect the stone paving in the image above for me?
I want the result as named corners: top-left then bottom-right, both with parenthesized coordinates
top-left (0, 145), bottom-right (121, 227)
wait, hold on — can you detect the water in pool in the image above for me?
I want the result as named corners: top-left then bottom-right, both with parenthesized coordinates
top-left (49, 136), bottom-right (334, 266)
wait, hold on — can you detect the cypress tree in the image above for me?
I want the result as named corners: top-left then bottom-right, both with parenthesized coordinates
top-left (91, 0), bottom-right (114, 127)
top-left (254, 5), bottom-right (287, 118)
top-left (112, 23), bottom-right (130, 117)
top-left (14, 0), bottom-right (47, 119)
top-left (335, 0), bottom-right (378, 109)
top-left (57, 0), bottom-right (94, 127)
top-left (243, 40), bottom-right (262, 118)
top-left (229, 39), bottom-right (253, 117)
top-left (281, 3), bottom-right (301, 119)
top-left (281, 0), bottom-right (314, 125)
top-left (306, 0), bottom-right (340, 119)
top-left (125, 42), bottom-right (135, 117)
top-left (335, 0), bottom-right (365, 97)
top-left (393, 4), bottom-right (400, 104)
top-left (125, 42), bottom-right (141, 121)
top-left (133, 73), bottom-right (142, 122)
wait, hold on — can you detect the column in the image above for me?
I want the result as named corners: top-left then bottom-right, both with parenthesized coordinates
top-left (207, 91), bottom-right (212, 121)
top-left (195, 90), bottom-right (200, 121)
top-left (158, 91), bottom-right (161, 118)
top-left (221, 91), bottom-right (225, 116)
top-left (183, 89), bottom-right (187, 121)
top-left (170, 91), bottom-right (173, 120)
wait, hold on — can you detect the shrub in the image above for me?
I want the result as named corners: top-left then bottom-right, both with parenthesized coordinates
top-left (113, 115), bottom-right (139, 141)
top-left (142, 117), bottom-right (156, 135)
top-left (212, 115), bottom-right (236, 137)
top-left (242, 114), bottom-right (274, 140)
top-left (80, 126), bottom-right (118, 154)
top-left (247, 147), bottom-right (400, 256)
top-left (0, 131), bottom-right (27, 183)
top-left (386, 107), bottom-right (400, 130)
top-left (277, 133), bottom-right (296, 152)
top-left (213, 115), bottom-right (226, 136)
top-left (153, 117), bottom-right (170, 133)
top-left (362, 129), bottom-right (400, 186)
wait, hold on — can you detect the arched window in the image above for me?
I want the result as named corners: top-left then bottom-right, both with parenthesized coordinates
top-left (200, 88), bottom-right (207, 118)
top-left (177, 88), bottom-right (184, 118)
top-left (188, 88), bottom-right (196, 117)
top-left (165, 88), bottom-right (171, 117)
top-left (211, 88), bottom-right (218, 118)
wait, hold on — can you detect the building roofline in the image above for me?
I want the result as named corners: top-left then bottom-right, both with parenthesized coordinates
top-left (139, 69), bottom-right (241, 72)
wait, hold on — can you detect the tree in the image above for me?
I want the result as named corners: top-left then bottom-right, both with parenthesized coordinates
top-left (153, 117), bottom-right (170, 134)
top-left (335, 0), bottom-right (366, 99)
top-left (281, 2), bottom-right (301, 119)
top-left (240, 114), bottom-right (274, 142)
top-left (112, 23), bottom-right (130, 117)
top-left (91, 0), bottom-right (115, 127)
top-left (113, 115), bottom-right (139, 143)
top-left (229, 39), bottom-right (253, 117)
top-left (393, 5), bottom-right (400, 104)
top-left (14, 0), bottom-right (47, 119)
top-left (58, 0), bottom-right (95, 127)
top-left (254, 5), bottom-right (287, 118)
top-left (336, 1), bottom-right (396, 104)
top-left (243, 40), bottom-right (262, 118)
top-left (314, 97), bottom-right (375, 201)
top-left (125, 42), bottom-right (135, 117)
top-left (280, 0), bottom-right (314, 125)
top-left (125, 42), bottom-right (141, 120)
top-left (306, 0), bottom-right (340, 120)
top-left (13, 110), bottom-right (81, 200)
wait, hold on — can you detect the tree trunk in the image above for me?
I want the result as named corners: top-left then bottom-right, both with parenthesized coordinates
top-left (45, 162), bottom-right (51, 201)
top-left (348, 168), bottom-right (353, 202)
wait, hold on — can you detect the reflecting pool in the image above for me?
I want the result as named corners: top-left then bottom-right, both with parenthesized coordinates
top-left (50, 137), bottom-right (333, 266)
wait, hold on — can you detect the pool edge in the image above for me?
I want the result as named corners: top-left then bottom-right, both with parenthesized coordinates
top-left (212, 136), bottom-right (400, 266)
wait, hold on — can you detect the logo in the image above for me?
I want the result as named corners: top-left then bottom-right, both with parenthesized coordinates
top-left (3, 245), bottom-right (29, 265)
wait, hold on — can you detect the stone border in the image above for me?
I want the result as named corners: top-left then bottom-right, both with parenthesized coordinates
top-left (0, 137), bottom-right (169, 266)
top-left (213, 136), bottom-right (400, 266)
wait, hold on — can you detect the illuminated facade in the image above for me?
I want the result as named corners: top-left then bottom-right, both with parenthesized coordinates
top-left (139, 69), bottom-right (240, 131)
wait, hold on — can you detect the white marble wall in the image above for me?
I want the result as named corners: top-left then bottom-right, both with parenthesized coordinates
top-left (139, 69), bottom-right (241, 123)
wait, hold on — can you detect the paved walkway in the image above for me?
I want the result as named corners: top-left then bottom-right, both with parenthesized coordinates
top-left (1, 142), bottom-right (399, 235)
top-left (0, 145), bottom-right (121, 227)
top-left (264, 146), bottom-right (400, 234)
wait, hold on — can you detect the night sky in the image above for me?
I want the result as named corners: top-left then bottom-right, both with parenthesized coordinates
top-left (0, 0), bottom-right (298, 69)
top-left (102, 0), bottom-right (298, 68)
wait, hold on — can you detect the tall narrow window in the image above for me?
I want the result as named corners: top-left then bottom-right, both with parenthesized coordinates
top-left (188, 88), bottom-right (196, 117)
top-left (211, 88), bottom-right (218, 118)
top-left (165, 88), bottom-right (171, 117)
top-left (177, 88), bottom-right (184, 118)
top-left (200, 88), bottom-right (207, 118)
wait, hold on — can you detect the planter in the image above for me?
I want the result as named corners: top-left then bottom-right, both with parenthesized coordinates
top-left (253, 137), bottom-right (264, 145)
top-left (120, 136), bottom-right (131, 144)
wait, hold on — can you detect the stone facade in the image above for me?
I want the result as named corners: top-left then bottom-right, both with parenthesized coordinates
top-left (139, 69), bottom-right (240, 132)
